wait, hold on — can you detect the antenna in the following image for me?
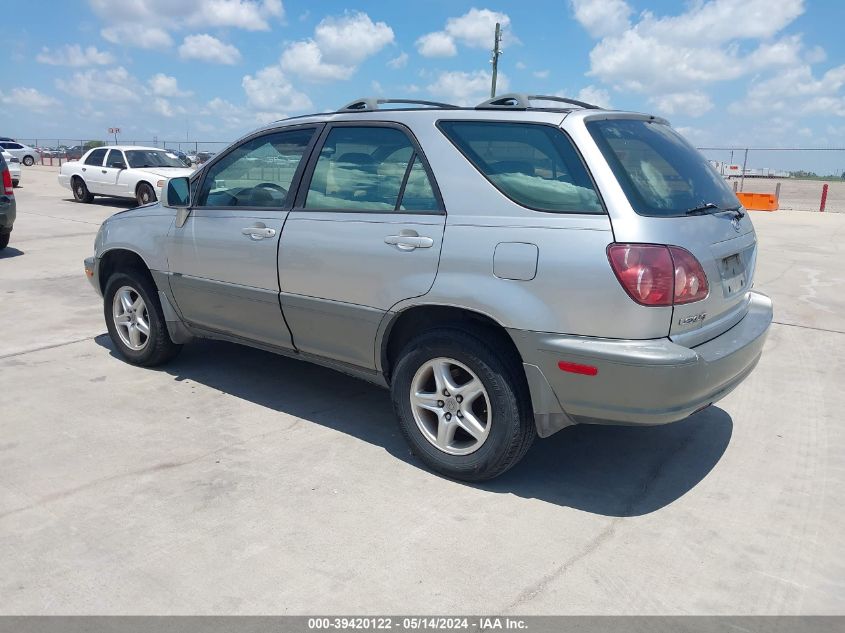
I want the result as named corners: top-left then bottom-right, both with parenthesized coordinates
top-left (490, 22), bottom-right (502, 99)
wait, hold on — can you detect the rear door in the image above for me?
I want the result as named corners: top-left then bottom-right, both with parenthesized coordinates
top-left (586, 116), bottom-right (757, 346)
top-left (278, 123), bottom-right (446, 369)
top-left (165, 125), bottom-right (321, 349)
top-left (81, 148), bottom-right (109, 193)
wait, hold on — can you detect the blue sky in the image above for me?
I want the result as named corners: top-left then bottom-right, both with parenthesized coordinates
top-left (3, 1), bottom-right (845, 171)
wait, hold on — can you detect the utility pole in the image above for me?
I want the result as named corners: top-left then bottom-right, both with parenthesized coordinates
top-left (490, 22), bottom-right (502, 98)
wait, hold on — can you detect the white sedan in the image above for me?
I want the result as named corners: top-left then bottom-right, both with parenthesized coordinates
top-left (58, 146), bottom-right (194, 206)
top-left (1, 151), bottom-right (21, 187)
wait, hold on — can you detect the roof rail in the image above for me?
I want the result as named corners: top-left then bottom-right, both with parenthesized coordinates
top-left (337, 97), bottom-right (459, 112)
top-left (475, 93), bottom-right (600, 110)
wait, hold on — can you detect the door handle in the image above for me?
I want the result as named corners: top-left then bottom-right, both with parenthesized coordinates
top-left (241, 225), bottom-right (276, 240)
top-left (384, 234), bottom-right (434, 250)
top-left (102, 170), bottom-right (107, 173)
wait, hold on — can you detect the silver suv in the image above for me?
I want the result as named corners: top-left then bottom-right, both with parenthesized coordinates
top-left (83, 94), bottom-right (772, 481)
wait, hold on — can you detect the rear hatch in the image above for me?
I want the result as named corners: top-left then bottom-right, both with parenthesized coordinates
top-left (586, 116), bottom-right (758, 347)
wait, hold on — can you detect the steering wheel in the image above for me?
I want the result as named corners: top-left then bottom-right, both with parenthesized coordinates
top-left (254, 182), bottom-right (287, 196)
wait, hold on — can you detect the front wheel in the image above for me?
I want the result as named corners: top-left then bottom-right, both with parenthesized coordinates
top-left (136, 182), bottom-right (156, 206)
top-left (103, 271), bottom-right (182, 367)
top-left (390, 328), bottom-right (535, 481)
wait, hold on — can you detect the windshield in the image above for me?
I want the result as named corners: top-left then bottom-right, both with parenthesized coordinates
top-left (125, 150), bottom-right (185, 169)
top-left (587, 119), bottom-right (738, 217)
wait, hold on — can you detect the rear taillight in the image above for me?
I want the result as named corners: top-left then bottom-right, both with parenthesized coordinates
top-left (607, 244), bottom-right (708, 306)
top-left (2, 168), bottom-right (12, 195)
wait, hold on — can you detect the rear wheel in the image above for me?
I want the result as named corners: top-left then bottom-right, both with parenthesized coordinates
top-left (72, 177), bottom-right (93, 203)
top-left (136, 182), bottom-right (156, 206)
top-left (104, 271), bottom-right (182, 367)
top-left (390, 328), bottom-right (535, 481)
top-left (0, 232), bottom-right (9, 250)
top-left (22, 155), bottom-right (34, 166)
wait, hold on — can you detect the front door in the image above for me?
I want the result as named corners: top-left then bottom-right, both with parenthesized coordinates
top-left (278, 123), bottom-right (446, 368)
top-left (165, 125), bottom-right (321, 349)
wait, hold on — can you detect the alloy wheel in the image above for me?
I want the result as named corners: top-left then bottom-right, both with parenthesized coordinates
top-left (409, 357), bottom-right (491, 455)
top-left (112, 285), bottom-right (150, 351)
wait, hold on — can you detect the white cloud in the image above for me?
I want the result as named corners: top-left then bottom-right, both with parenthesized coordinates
top-left (416, 32), bottom-right (457, 58)
top-left (179, 34), bottom-right (242, 65)
top-left (650, 91), bottom-right (713, 117)
top-left (576, 86), bottom-right (612, 108)
top-left (281, 12), bottom-right (394, 81)
top-left (417, 8), bottom-right (511, 58)
top-left (148, 73), bottom-right (191, 97)
top-left (515, 61), bottom-right (526, 70)
top-left (280, 41), bottom-right (349, 81)
top-left (36, 44), bottom-right (114, 67)
top-left (533, 70), bottom-right (550, 79)
top-left (0, 87), bottom-right (60, 111)
top-left (56, 66), bottom-right (140, 102)
top-left (729, 64), bottom-right (845, 117)
top-left (571, 0), bottom-right (818, 117)
top-left (427, 70), bottom-right (508, 106)
top-left (242, 66), bottom-right (312, 111)
top-left (387, 52), bottom-right (409, 69)
top-left (90, 0), bottom-right (284, 48)
top-left (571, 0), bottom-right (632, 38)
top-left (102, 24), bottom-right (173, 49)
top-left (152, 97), bottom-right (175, 117)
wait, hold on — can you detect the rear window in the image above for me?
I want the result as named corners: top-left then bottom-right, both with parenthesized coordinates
top-left (438, 121), bottom-right (603, 214)
top-left (587, 118), bottom-right (739, 217)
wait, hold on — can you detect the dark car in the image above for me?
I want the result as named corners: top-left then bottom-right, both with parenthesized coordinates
top-left (0, 151), bottom-right (16, 250)
top-left (65, 146), bottom-right (86, 161)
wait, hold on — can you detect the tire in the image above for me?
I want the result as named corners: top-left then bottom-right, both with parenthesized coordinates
top-left (136, 182), bottom-right (156, 206)
top-left (22, 155), bottom-right (34, 167)
top-left (0, 232), bottom-right (9, 250)
top-left (71, 176), bottom-right (94, 203)
top-left (390, 328), bottom-right (536, 481)
top-left (103, 270), bottom-right (182, 367)
top-left (12, 180), bottom-right (19, 188)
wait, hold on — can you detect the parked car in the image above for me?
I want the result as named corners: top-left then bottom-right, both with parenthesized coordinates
top-left (0, 140), bottom-right (38, 166)
top-left (0, 151), bottom-right (16, 250)
top-left (64, 146), bottom-right (86, 161)
top-left (170, 150), bottom-right (192, 166)
top-left (1, 150), bottom-right (21, 187)
top-left (58, 146), bottom-right (194, 206)
top-left (82, 94), bottom-right (772, 481)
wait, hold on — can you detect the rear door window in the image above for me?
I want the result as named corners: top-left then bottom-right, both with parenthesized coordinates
top-left (586, 118), bottom-right (738, 217)
top-left (438, 121), bottom-right (603, 214)
top-left (303, 126), bottom-right (440, 213)
top-left (85, 148), bottom-right (107, 166)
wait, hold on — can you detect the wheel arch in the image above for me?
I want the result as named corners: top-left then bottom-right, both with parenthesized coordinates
top-left (97, 247), bottom-right (155, 295)
top-left (135, 180), bottom-right (153, 195)
top-left (380, 304), bottom-right (524, 384)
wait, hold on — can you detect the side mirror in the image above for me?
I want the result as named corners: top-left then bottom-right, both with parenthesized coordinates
top-left (163, 177), bottom-right (192, 227)
top-left (114, 161), bottom-right (126, 170)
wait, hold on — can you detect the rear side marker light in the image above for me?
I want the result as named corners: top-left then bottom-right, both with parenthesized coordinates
top-left (607, 244), bottom-right (709, 307)
top-left (558, 361), bottom-right (598, 376)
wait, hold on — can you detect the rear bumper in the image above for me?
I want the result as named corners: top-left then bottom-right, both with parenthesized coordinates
top-left (510, 291), bottom-right (773, 435)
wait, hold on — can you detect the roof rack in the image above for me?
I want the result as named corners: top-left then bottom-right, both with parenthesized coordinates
top-left (337, 97), bottom-right (459, 112)
top-left (475, 93), bottom-right (600, 110)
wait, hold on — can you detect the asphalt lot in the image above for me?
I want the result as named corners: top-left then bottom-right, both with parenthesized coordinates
top-left (1, 165), bottom-right (844, 614)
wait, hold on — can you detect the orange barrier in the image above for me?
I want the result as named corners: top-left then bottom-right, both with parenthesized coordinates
top-left (736, 192), bottom-right (778, 211)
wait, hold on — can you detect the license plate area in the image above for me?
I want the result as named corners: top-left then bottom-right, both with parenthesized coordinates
top-left (720, 252), bottom-right (747, 297)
